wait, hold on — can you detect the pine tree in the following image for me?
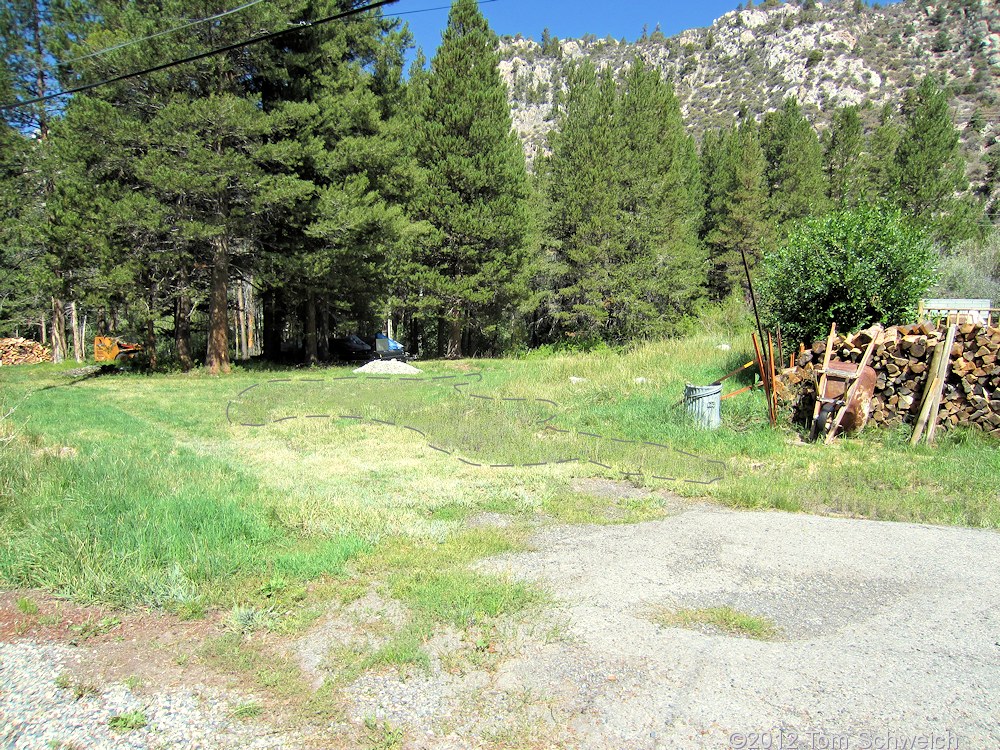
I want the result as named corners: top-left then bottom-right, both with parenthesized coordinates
top-left (542, 62), bottom-right (618, 342)
top-left (1, 0), bottom-right (94, 359)
top-left (609, 60), bottom-right (704, 339)
top-left (60, 0), bottom-right (294, 372)
top-left (862, 103), bottom-right (901, 201)
top-left (825, 105), bottom-right (864, 207)
top-left (413, 0), bottom-right (530, 357)
top-left (760, 98), bottom-right (828, 229)
top-left (894, 75), bottom-right (979, 242)
top-left (544, 61), bottom-right (705, 343)
top-left (255, 2), bottom-right (416, 364)
top-left (703, 119), bottom-right (772, 300)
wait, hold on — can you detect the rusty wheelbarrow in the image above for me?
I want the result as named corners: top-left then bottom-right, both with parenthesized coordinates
top-left (809, 324), bottom-right (881, 444)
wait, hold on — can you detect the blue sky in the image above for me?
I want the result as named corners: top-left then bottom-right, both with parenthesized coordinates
top-left (396, 0), bottom-right (901, 59)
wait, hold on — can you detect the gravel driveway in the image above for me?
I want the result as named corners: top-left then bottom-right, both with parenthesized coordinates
top-left (479, 504), bottom-right (1000, 749)
top-left (3, 504), bottom-right (998, 750)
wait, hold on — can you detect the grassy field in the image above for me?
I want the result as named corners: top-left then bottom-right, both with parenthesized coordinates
top-left (2, 311), bottom-right (998, 630)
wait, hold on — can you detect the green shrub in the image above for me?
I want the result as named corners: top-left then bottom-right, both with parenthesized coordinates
top-left (759, 205), bottom-right (937, 345)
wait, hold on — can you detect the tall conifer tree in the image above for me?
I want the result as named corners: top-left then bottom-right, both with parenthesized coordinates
top-left (543, 62), bottom-right (617, 341)
top-left (825, 105), bottom-right (864, 207)
top-left (760, 98), bottom-right (828, 229)
top-left (412, 0), bottom-right (530, 358)
top-left (862, 103), bottom-right (901, 202)
top-left (894, 75), bottom-right (980, 242)
top-left (703, 119), bottom-right (771, 300)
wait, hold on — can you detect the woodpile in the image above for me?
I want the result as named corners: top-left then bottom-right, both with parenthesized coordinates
top-left (782, 322), bottom-right (1000, 439)
top-left (0, 337), bottom-right (51, 366)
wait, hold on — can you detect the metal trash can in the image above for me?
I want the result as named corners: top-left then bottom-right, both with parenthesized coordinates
top-left (684, 383), bottom-right (722, 429)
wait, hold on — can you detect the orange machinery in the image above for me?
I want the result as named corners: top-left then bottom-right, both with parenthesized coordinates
top-left (94, 336), bottom-right (144, 364)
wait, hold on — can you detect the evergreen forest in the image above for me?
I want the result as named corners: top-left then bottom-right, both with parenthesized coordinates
top-left (0, 0), bottom-right (992, 370)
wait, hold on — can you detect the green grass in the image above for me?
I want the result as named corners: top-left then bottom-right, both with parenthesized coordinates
top-left (16, 596), bottom-right (38, 615)
top-left (107, 711), bottom-right (147, 731)
top-left (54, 674), bottom-right (101, 700)
top-left (2, 314), bottom-right (998, 623)
top-left (649, 606), bottom-right (779, 640)
top-left (363, 717), bottom-right (405, 750)
top-left (231, 702), bottom-right (263, 719)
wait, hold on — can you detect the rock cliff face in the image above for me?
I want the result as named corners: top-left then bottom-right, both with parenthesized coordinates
top-left (499, 0), bottom-right (999, 208)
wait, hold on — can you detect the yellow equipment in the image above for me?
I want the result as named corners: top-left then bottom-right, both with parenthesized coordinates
top-left (94, 336), bottom-right (144, 364)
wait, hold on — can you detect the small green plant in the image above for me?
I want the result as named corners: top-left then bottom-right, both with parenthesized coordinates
top-left (123, 675), bottom-right (141, 691)
top-left (650, 606), bottom-right (778, 640)
top-left (54, 674), bottom-right (100, 700)
top-left (363, 717), bottom-right (404, 750)
top-left (16, 597), bottom-right (39, 615)
top-left (108, 711), bottom-right (148, 731)
top-left (38, 613), bottom-right (60, 626)
top-left (69, 616), bottom-right (121, 643)
top-left (231, 702), bottom-right (263, 719)
top-left (227, 605), bottom-right (273, 633)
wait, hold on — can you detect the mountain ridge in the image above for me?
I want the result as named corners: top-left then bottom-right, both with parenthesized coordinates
top-left (498, 0), bottom-right (999, 210)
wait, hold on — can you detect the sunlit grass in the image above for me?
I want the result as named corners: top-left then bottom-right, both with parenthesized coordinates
top-left (648, 605), bottom-right (779, 640)
top-left (1, 313), bottom-right (998, 620)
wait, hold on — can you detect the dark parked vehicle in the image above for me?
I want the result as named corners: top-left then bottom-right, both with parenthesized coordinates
top-left (330, 334), bottom-right (372, 362)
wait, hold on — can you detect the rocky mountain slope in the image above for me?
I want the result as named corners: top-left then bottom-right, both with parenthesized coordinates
top-left (499, 0), bottom-right (999, 208)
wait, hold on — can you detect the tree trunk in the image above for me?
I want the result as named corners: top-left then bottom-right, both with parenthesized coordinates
top-left (446, 315), bottom-right (463, 359)
top-left (70, 301), bottom-right (83, 362)
top-left (235, 280), bottom-right (248, 361)
top-left (406, 314), bottom-right (420, 358)
top-left (318, 299), bottom-right (329, 361)
top-left (305, 291), bottom-right (318, 365)
top-left (245, 278), bottom-right (257, 357)
top-left (40, 315), bottom-right (46, 345)
top-left (205, 237), bottom-right (231, 375)
top-left (145, 316), bottom-right (157, 370)
top-left (97, 307), bottom-right (107, 336)
top-left (51, 297), bottom-right (67, 363)
top-left (174, 269), bottom-right (193, 371)
top-left (262, 289), bottom-right (283, 361)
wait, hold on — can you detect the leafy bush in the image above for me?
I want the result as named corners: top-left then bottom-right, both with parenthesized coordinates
top-left (759, 205), bottom-right (937, 345)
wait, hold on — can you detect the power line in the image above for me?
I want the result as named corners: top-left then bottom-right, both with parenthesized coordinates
top-left (63, 0), bottom-right (498, 65)
top-left (0, 0), bottom-right (400, 112)
top-left (61, 0), bottom-right (270, 65)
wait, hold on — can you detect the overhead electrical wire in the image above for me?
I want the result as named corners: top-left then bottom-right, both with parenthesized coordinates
top-left (62, 0), bottom-right (497, 67)
top-left (60, 0), bottom-right (270, 65)
top-left (1, 0), bottom-right (502, 113)
top-left (0, 0), bottom-right (400, 112)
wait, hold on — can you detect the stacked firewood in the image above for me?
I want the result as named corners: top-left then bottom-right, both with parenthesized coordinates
top-left (0, 337), bottom-right (51, 366)
top-left (784, 322), bottom-right (1000, 438)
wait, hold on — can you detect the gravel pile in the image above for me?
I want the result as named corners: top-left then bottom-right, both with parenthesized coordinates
top-left (0, 641), bottom-right (300, 749)
top-left (353, 359), bottom-right (423, 375)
